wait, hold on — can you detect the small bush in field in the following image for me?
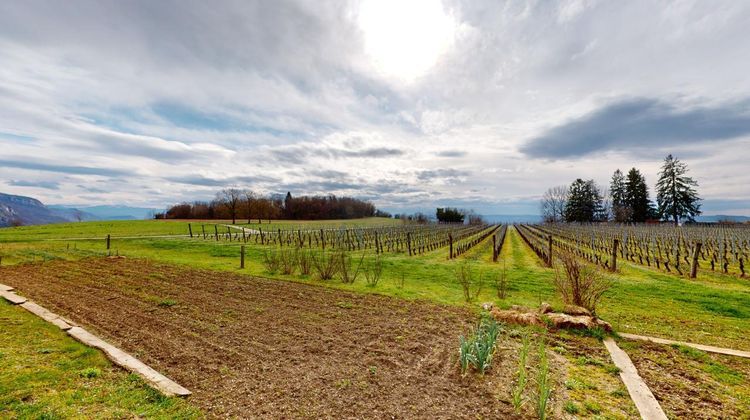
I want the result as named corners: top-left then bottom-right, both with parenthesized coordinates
top-left (363, 254), bottom-right (384, 287)
top-left (279, 249), bottom-right (297, 275)
top-left (454, 261), bottom-right (483, 302)
top-left (297, 249), bottom-right (313, 275)
top-left (262, 251), bottom-right (281, 273)
top-left (338, 251), bottom-right (364, 284)
top-left (554, 253), bottom-right (611, 314)
top-left (312, 251), bottom-right (340, 281)
top-left (495, 261), bottom-right (509, 299)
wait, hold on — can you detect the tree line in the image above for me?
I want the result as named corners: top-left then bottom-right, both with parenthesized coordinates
top-left (541, 154), bottom-right (701, 224)
top-left (159, 189), bottom-right (381, 223)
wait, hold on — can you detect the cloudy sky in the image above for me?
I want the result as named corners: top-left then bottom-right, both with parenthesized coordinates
top-left (1, 0), bottom-right (749, 215)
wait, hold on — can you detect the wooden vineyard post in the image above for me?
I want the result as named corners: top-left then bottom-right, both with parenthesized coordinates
top-left (214, 225), bottom-right (219, 241)
top-left (242, 228), bottom-right (246, 243)
top-left (374, 231), bottom-right (380, 255)
top-left (690, 242), bottom-right (702, 279)
top-left (492, 235), bottom-right (498, 262)
top-left (547, 235), bottom-right (553, 267)
top-left (240, 245), bottom-right (245, 269)
top-left (259, 227), bottom-right (265, 244)
top-left (278, 229), bottom-right (282, 247)
top-left (320, 229), bottom-right (325, 250)
top-left (106, 234), bottom-right (111, 250)
top-left (202, 225), bottom-right (206, 239)
top-left (611, 239), bottom-right (619, 272)
top-left (407, 232), bottom-right (412, 256)
top-left (188, 223), bottom-right (193, 238)
top-left (227, 226), bottom-right (232, 242)
top-left (449, 234), bottom-right (453, 259)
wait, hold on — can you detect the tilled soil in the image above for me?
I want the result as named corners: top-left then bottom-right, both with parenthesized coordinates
top-left (622, 339), bottom-right (750, 419)
top-left (1, 258), bottom-right (520, 418)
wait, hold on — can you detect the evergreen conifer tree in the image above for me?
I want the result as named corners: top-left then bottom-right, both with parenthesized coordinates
top-left (656, 154), bottom-right (701, 224)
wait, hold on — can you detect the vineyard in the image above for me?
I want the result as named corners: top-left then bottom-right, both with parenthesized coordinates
top-left (189, 222), bottom-right (500, 258)
top-left (518, 223), bottom-right (750, 277)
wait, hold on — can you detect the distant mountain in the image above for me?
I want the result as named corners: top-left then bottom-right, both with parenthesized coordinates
top-left (48, 205), bottom-right (159, 220)
top-left (0, 192), bottom-right (75, 227)
top-left (482, 214), bottom-right (542, 224)
top-left (695, 215), bottom-right (750, 223)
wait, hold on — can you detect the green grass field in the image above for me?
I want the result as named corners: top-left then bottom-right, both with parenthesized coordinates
top-left (0, 300), bottom-right (201, 419)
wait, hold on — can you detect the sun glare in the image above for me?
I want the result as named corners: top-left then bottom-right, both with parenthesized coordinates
top-left (357, 0), bottom-right (457, 82)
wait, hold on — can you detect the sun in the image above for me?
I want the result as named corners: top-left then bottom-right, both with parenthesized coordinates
top-left (357, 0), bottom-right (457, 82)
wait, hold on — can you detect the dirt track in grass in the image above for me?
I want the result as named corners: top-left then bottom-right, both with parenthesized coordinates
top-left (1, 258), bottom-right (522, 418)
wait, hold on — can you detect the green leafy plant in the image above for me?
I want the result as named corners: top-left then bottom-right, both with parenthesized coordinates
top-left (512, 333), bottom-right (530, 414)
top-left (535, 342), bottom-right (552, 420)
top-left (457, 316), bottom-right (500, 375)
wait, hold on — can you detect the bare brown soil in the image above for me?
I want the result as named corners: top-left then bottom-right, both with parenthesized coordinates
top-left (621, 339), bottom-right (750, 419)
top-left (2, 258), bottom-right (525, 418)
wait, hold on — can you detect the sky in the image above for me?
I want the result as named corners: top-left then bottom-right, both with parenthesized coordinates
top-left (1, 0), bottom-right (749, 216)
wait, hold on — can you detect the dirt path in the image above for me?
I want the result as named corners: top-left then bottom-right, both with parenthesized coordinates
top-left (2, 258), bottom-right (520, 419)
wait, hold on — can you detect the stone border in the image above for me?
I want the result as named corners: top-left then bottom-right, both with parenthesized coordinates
top-left (0, 284), bottom-right (191, 398)
top-left (603, 337), bottom-right (668, 420)
top-left (620, 333), bottom-right (750, 359)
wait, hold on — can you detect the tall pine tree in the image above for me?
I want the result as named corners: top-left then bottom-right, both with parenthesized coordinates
top-left (565, 179), bottom-right (603, 223)
top-left (656, 154), bottom-right (701, 224)
top-left (609, 169), bottom-right (630, 222)
top-left (625, 168), bottom-right (654, 223)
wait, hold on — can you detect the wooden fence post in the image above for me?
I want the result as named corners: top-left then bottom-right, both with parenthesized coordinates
top-left (227, 226), bottom-right (232, 241)
top-left (240, 245), bottom-right (245, 269)
top-left (611, 239), bottom-right (619, 272)
top-left (214, 225), bottom-right (219, 241)
top-left (449, 234), bottom-right (453, 259)
top-left (374, 231), bottom-right (380, 254)
top-left (690, 242), bottom-right (702, 278)
top-left (407, 232), bottom-right (412, 256)
top-left (202, 224), bottom-right (206, 239)
top-left (106, 234), bottom-right (111, 250)
top-left (188, 223), bottom-right (193, 238)
top-left (320, 229), bottom-right (325, 250)
top-left (547, 235), bottom-right (553, 266)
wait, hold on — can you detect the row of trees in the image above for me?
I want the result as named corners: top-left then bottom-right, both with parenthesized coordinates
top-left (159, 190), bottom-right (378, 223)
top-left (541, 155), bottom-right (701, 224)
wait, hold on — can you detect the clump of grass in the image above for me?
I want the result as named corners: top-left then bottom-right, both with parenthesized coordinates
top-left (563, 401), bottom-right (580, 414)
top-left (158, 299), bottom-right (177, 308)
top-left (584, 400), bottom-right (602, 414)
top-left (78, 367), bottom-right (101, 379)
top-left (363, 254), bottom-right (383, 287)
top-left (512, 333), bottom-right (531, 414)
top-left (535, 342), bottom-right (552, 420)
top-left (458, 316), bottom-right (501, 375)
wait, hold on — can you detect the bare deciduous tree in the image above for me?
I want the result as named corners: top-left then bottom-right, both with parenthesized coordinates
top-left (540, 185), bottom-right (568, 223)
top-left (218, 188), bottom-right (242, 224)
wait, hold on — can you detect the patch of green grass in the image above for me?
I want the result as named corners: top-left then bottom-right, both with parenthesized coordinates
top-left (563, 401), bottom-right (580, 414)
top-left (157, 299), bottom-right (178, 308)
top-left (584, 400), bottom-right (602, 414)
top-left (0, 300), bottom-right (201, 419)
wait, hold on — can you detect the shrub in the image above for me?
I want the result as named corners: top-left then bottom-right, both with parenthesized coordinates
top-left (495, 262), bottom-right (509, 299)
top-left (312, 251), bottom-right (340, 281)
top-left (363, 254), bottom-right (384, 287)
top-left (553, 253), bottom-right (611, 314)
top-left (297, 249), bottom-right (313, 275)
top-left (455, 261), bottom-right (484, 302)
top-left (262, 250), bottom-right (281, 273)
top-left (338, 251), bottom-right (364, 284)
top-left (279, 249), bottom-right (297, 275)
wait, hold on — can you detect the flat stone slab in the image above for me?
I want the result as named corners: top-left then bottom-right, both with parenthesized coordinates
top-left (20, 301), bottom-right (72, 330)
top-left (620, 333), bottom-right (750, 359)
top-left (604, 337), bottom-right (668, 420)
top-left (67, 326), bottom-right (191, 397)
top-left (0, 283), bottom-right (14, 292)
top-left (0, 290), bottom-right (27, 305)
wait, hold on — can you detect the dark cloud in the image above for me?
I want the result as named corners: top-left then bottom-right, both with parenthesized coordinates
top-left (0, 159), bottom-right (132, 177)
top-left (521, 98), bottom-right (750, 158)
top-left (8, 179), bottom-right (60, 189)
